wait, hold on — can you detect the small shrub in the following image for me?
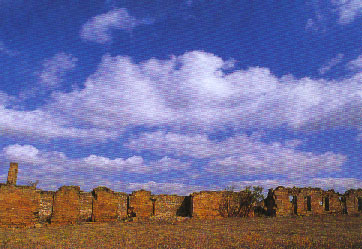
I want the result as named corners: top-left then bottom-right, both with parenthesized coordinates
top-left (219, 186), bottom-right (264, 217)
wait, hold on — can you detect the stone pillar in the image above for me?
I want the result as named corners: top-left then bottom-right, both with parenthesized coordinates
top-left (7, 162), bottom-right (18, 185)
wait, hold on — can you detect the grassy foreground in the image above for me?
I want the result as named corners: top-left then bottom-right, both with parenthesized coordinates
top-left (0, 215), bottom-right (361, 248)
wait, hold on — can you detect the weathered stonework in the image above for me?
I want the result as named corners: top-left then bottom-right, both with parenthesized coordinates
top-left (1, 163), bottom-right (361, 226)
top-left (51, 186), bottom-right (81, 224)
top-left (0, 184), bottom-right (40, 227)
top-left (191, 191), bottom-right (224, 219)
top-left (266, 186), bottom-right (345, 216)
top-left (154, 194), bottom-right (189, 218)
top-left (129, 190), bottom-right (154, 218)
top-left (91, 187), bottom-right (127, 222)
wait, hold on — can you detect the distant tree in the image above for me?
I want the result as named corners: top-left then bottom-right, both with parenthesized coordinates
top-left (27, 180), bottom-right (39, 188)
top-left (219, 185), bottom-right (264, 217)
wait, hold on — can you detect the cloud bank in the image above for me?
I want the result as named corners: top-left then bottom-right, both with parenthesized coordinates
top-left (48, 51), bottom-right (362, 134)
top-left (126, 131), bottom-right (347, 179)
top-left (1, 50), bottom-right (362, 142)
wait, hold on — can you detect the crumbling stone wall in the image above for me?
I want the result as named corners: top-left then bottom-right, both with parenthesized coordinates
top-left (51, 186), bottom-right (81, 224)
top-left (266, 187), bottom-right (344, 216)
top-left (154, 195), bottom-right (189, 218)
top-left (92, 187), bottom-right (127, 222)
top-left (345, 189), bottom-right (362, 215)
top-left (38, 190), bottom-right (54, 222)
top-left (1, 162), bottom-right (361, 226)
top-left (296, 188), bottom-right (325, 215)
top-left (0, 184), bottom-right (40, 227)
top-left (191, 191), bottom-right (224, 219)
top-left (129, 190), bottom-right (154, 218)
top-left (266, 187), bottom-right (293, 216)
top-left (323, 190), bottom-right (344, 214)
top-left (80, 191), bottom-right (93, 221)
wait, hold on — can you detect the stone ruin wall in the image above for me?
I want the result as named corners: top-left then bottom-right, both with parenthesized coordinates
top-left (129, 190), bottom-right (154, 218)
top-left (191, 191), bottom-right (225, 219)
top-left (0, 184), bottom-right (40, 227)
top-left (0, 163), bottom-right (361, 226)
top-left (91, 187), bottom-right (127, 222)
top-left (265, 186), bottom-right (361, 217)
top-left (345, 189), bottom-right (362, 215)
top-left (154, 194), bottom-right (190, 218)
top-left (51, 186), bottom-right (81, 224)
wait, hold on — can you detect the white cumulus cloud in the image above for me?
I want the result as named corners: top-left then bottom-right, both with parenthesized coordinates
top-left (2, 51), bottom-right (362, 143)
top-left (80, 8), bottom-right (154, 44)
top-left (38, 52), bottom-right (78, 88)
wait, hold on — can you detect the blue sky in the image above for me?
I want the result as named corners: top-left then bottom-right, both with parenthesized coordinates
top-left (0, 0), bottom-right (361, 195)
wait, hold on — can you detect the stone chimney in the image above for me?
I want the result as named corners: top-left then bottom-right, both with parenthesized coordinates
top-left (7, 162), bottom-right (18, 185)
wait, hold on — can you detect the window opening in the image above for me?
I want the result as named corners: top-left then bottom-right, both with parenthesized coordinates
top-left (324, 197), bottom-right (329, 211)
top-left (306, 196), bottom-right (311, 211)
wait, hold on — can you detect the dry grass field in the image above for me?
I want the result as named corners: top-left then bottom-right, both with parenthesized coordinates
top-left (0, 215), bottom-right (361, 248)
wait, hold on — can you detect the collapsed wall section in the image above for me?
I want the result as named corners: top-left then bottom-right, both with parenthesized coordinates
top-left (91, 187), bottom-right (127, 222)
top-left (129, 190), bottom-right (154, 218)
top-left (38, 190), bottom-right (55, 222)
top-left (0, 184), bottom-right (40, 227)
top-left (267, 187), bottom-right (294, 216)
top-left (80, 191), bottom-right (93, 221)
top-left (51, 186), bottom-right (81, 224)
top-left (115, 192), bottom-right (128, 219)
